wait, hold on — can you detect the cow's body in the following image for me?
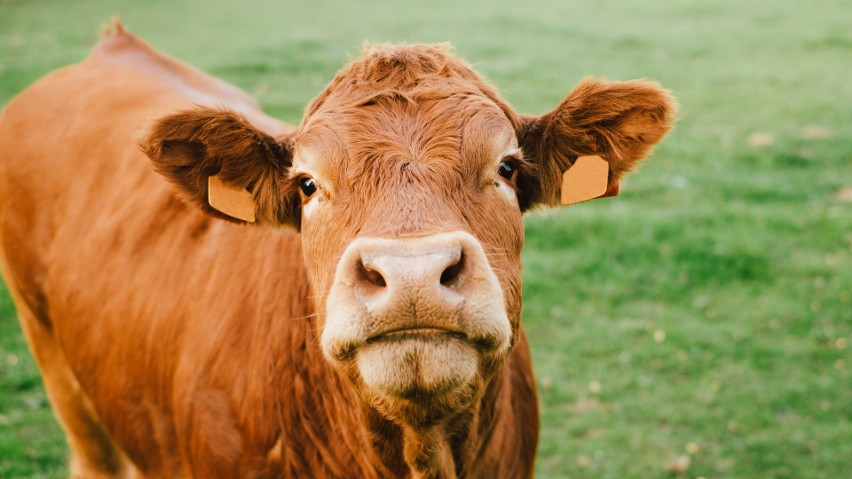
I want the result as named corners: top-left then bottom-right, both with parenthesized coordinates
top-left (0, 27), bottom-right (537, 478)
top-left (0, 23), bottom-right (673, 479)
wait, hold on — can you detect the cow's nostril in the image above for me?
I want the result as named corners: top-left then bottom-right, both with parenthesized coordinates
top-left (365, 268), bottom-right (386, 287)
top-left (358, 261), bottom-right (387, 287)
top-left (440, 253), bottom-right (464, 286)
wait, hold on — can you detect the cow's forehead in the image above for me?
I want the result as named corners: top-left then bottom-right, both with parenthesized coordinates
top-left (293, 97), bottom-right (517, 178)
top-left (290, 43), bottom-right (525, 194)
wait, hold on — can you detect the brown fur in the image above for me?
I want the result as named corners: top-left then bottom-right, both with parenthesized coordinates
top-left (0, 22), bottom-right (674, 478)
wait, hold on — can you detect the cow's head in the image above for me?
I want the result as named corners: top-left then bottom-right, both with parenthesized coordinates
top-left (142, 44), bottom-right (674, 427)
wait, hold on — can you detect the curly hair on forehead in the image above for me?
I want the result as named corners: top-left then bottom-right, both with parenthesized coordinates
top-left (302, 42), bottom-right (521, 128)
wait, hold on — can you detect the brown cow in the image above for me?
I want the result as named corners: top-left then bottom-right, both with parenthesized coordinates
top-left (0, 22), bottom-right (674, 478)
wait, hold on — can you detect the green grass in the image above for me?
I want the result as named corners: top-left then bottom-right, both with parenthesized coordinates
top-left (1, 0), bottom-right (850, 477)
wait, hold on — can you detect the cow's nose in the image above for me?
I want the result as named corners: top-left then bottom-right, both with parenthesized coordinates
top-left (354, 239), bottom-right (468, 311)
top-left (358, 246), bottom-right (464, 288)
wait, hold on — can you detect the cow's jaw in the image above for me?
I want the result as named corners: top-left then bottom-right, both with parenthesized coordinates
top-left (321, 231), bottom-right (512, 425)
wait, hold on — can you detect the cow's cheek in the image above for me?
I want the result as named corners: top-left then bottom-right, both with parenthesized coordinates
top-left (468, 195), bottom-right (525, 332)
top-left (299, 211), bottom-right (353, 326)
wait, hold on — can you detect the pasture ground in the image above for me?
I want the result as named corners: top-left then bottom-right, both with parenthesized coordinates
top-left (0, 0), bottom-right (850, 477)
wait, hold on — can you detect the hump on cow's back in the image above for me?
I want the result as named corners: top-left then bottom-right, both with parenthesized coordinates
top-left (86, 19), bottom-right (288, 136)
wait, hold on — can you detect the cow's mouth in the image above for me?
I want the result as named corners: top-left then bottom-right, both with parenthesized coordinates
top-left (366, 327), bottom-right (468, 343)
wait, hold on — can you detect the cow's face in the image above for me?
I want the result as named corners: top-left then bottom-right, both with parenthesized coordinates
top-left (292, 85), bottom-right (526, 424)
top-left (142, 44), bottom-right (675, 426)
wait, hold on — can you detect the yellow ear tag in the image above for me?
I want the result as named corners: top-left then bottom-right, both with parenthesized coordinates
top-left (208, 174), bottom-right (256, 222)
top-left (560, 155), bottom-right (611, 205)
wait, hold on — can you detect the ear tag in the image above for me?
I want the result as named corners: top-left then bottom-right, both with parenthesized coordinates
top-left (560, 155), bottom-right (614, 205)
top-left (208, 174), bottom-right (256, 223)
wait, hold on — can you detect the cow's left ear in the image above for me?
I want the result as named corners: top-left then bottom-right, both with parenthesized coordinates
top-left (140, 107), bottom-right (301, 229)
top-left (516, 78), bottom-right (676, 210)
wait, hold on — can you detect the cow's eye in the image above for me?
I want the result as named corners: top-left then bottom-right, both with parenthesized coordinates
top-left (299, 177), bottom-right (317, 197)
top-left (498, 160), bottom-right (516, 180)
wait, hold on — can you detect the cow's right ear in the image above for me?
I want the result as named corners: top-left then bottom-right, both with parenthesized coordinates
top-left (140, 108), bottom-right (300, 229)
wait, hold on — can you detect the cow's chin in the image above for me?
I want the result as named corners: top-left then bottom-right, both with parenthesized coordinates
top-left (350, 334), bottom-right (496, 426)
top-left (358, 334), bottom-right (477, 398)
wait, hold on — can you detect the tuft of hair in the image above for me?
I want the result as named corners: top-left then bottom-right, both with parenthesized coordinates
top-left (303, 42), bottom-right (492, 121)
top-left (100, 17), bottom-right (127, 39)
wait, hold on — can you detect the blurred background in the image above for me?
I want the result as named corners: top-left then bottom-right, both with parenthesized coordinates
top-left (0, 0), bottom-right (849, 477)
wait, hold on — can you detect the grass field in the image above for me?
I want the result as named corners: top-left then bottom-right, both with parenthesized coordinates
top-left (1, 0), bottom-right (850, 477)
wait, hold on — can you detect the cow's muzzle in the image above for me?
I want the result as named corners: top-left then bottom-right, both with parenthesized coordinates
top-left (321, 231), bottom-right (511, 399)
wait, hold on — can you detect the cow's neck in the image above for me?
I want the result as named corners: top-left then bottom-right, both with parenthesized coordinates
top-left (401, 423), bottom-right (458, 479)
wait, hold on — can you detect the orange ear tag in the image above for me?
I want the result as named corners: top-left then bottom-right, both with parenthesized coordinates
top-left (560, 155), bottom-right (613, 205)
top-left (208, 174), bottom-right (256, 222)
